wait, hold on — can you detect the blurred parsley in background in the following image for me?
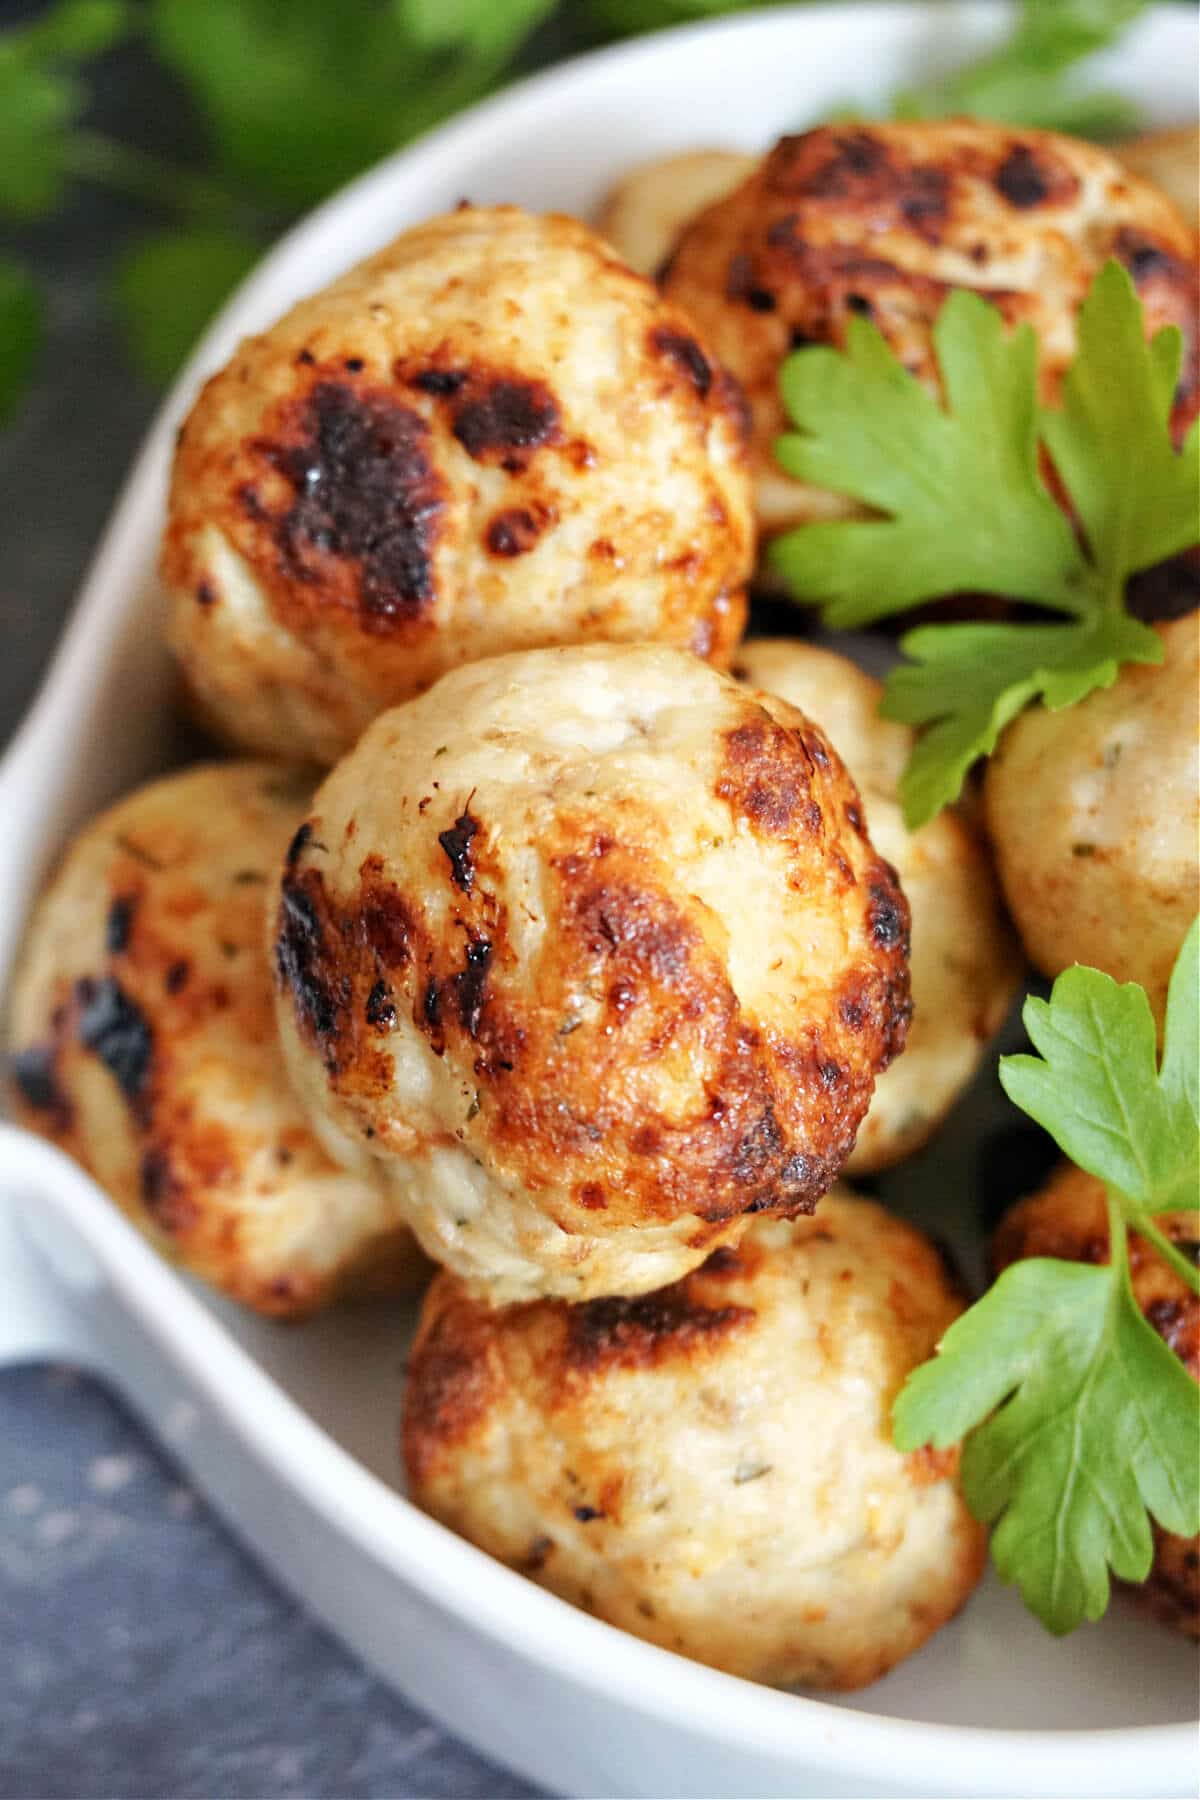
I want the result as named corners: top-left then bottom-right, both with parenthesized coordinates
top-left (0, 0), bottom-right (1159, 421)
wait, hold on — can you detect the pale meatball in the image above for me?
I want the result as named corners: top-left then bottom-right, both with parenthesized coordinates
top-left (7, 764), bottom-right (423, 1318)
top-left (994, 1165), bottom-right (1199, 1638)
top-left (270, 644), bottom-right (911, 1303)
top-left (984, 614), bottom-right (1199, 1027)
top-left (737, 641), bottom-right (1019, 1171)
top-left (163, 206), bottom-right (754, 764)
top-left (661, 123), bottom-right (1198, 538)
top-left (404, 1191), bottom-right (986, 1689)
top-left (596, 149), bottom-right (757, 277)
top-left (1118, 126), bottom-right (1199, 226)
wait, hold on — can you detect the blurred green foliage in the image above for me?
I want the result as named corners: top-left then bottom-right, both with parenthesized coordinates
top-left (0, 0), bottom-right (1155, 418)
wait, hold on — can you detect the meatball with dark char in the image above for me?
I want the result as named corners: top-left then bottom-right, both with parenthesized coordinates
top-left (269, 643), bottom-right (912, 1303)
top-left (405, 1191), bottom-right (986, 1688)
top-left (7, 763), bottom-right (424, 1317)
top-left (163, 206), bottom-right (754, 763)
top-left (660, 121), bottom-right (1198, 539)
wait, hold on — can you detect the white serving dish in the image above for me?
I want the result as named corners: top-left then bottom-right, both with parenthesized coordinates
top-left (2, 6), bottom-right (1197, 1794)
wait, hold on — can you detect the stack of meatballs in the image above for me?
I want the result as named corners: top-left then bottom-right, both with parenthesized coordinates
top-left (10, 118), bottom-right (1198, 1677)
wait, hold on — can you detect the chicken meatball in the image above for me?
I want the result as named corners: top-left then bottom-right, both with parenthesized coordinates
top-left (405, 1190), bottom-right (986, 1688)
top-left (1118, 125), bottom-right (1199, 226)
top-left (163, 205), bottom-right (754, 763)
top-left (737, 641), bottom-right (1019, 1171)
top-left (597, 149), bottom-right (757, 277)
top-left (7, 764), bottom-right (423, 1317)
top-left (994, 1164), bottom-right (1199, 1638)
top-left (984, 613), bottom-right (1199, 1027)
top-left (270, 643), bottom-right (911, 1303)
top-left (660, 122), bottom-right (1198, 538)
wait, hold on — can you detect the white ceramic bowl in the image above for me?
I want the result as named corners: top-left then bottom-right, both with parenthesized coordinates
top-left (2, 7), bottom-right (1197, 1794)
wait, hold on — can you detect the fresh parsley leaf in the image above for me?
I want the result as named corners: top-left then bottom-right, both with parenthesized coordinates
top-left (772, 262), bottom-right (1199, 828)
top-left (890, 0), bottom-right (1147, 137)
top-left (112, 228), bottom-right (261, 387)
top-left (1000, 918), bottom-right (1199, 1218)
top-left (772, 294), bottom-right (1088, 624)
top-left (1042, 261), bottom-right (1200, 605)
top-left (895, 926), bottom-right (1200, 1635)
top-left (882, 611), bottom-right (1162, 829)
top-left (897, 1256), bottom-right (1199, 1632)
top-left (0, 259), bottom-right (42, 423)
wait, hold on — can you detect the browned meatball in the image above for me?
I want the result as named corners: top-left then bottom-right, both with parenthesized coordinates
top-left (994, 1163), bottom-right (1200, 1637)
top-left (984, 613), bottom-right (1199, 1029)
top-left (405, 1193), bottom-right (986, 1689)
top-left (164, 206), bottom-right (753, 763)
top-left (7, 764), bottom-right (424, 1317)
top-left (270, 644), bottom-right (911, 1302)
top-left (661, 122), bottom-right (1199, 538)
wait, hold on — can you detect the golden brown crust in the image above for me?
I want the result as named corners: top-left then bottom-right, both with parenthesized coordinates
top-left (163, 206), bottom-right (753, 761)
top-left (995, 1163), bottom-right (1199, 1637)
top-left (661, 123), bottom-right (1199, 536)
top-left (270, 646), bottom-right (912, 1300)
top-left (7, 764), bottom-right (424, 1317)
top-left (984, 613), bottom-right (1199, 1028)
top-left (404, 1196), bottom-right (986, 1689)
top-left (736, 640), bottom-right (1020, 1172)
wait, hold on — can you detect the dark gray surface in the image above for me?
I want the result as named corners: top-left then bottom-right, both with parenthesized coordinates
top-left (0, 13), bottom-right (558, 1799)
top-left (0, 1366), bottom-right (542, 1800)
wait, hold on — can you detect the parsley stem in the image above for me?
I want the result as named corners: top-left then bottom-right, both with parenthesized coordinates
top-left (1132, 1212), bottom-right (1200, 1298)
top-left (63, 131), bottom-right (242, 221)
top-left (1105, 1186), bottom-right (1128, 1278)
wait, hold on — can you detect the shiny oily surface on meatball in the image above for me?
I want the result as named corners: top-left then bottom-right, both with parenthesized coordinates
top-left (7, 763), bottom-right (423, 1317)
top-left (737, 640), bottom-right (1020, 1172)
top-left (985, 613), bottom-right (1199, 1028)
top-left (163, 205), bottom-right (754, 764)
top-left (405, 1192), bottom-right (986, 1690)
top-left (661, 122), bottom-right (1199, 536)
top-left (270, 643), bottom-right (911, 1303)
top-left (995, 1164), bottom-right (1200, 1638)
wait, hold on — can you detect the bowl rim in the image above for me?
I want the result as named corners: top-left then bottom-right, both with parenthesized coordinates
top-left (1, 4), bottom-right (1196, 1789)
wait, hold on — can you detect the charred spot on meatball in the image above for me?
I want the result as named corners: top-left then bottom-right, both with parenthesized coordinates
top-left (262, 381), bottom-right (445, 630)
top-left (566, 1286), bottom-right (754, 1372)
top-left (105, 894), bottom-right (137, 955)
top-left (10, 1044), bottom-right (70, 1124)
top-left (485, 508), bottom-right (548, 557)
top-left (450, 376), bottom-right (562, 472)
top-left (452, 936), bottom-right (493, 1040)
top-left (275, 871), bottom-right (345, 1048)
top-left (648, 327), bottom-right (713, 396)
top-left (437, 809), bottom-right (481, 893)
top-left (994, 144), bottom-right (1072, 209)
top-left (76, 976), bottom-right (154, 1104)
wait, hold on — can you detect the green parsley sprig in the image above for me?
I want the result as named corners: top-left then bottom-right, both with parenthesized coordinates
top-left (894, 921), bottom-right (1200, 1635)
top-left (771, 261), bottom-right (1200, 829)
